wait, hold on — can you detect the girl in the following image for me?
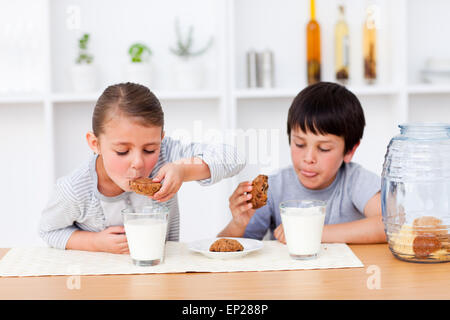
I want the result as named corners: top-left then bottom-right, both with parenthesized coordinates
top-left (39, 82), bottom-right (245, 254)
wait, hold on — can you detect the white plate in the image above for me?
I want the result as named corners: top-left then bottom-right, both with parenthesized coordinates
top-left (188, 237), bottom-right (263, 260)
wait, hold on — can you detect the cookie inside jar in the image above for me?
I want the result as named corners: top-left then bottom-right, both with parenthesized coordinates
top-left (388, 215), bottom-right (449, 263)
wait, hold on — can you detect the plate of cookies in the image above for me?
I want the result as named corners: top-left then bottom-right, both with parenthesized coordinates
top-left (188, 237), bottom-right (264, 259)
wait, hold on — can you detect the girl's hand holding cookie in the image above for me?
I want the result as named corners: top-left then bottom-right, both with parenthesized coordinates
top-left (151, 162), bottom-right (186, 202)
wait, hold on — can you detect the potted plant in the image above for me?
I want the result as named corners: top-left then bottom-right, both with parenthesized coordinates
top-left (169, 18), bottom-right (213, 90)
top-left (124, 42), bottom-right (153, 88)
top-left (71, 33), bottom-right (98, 92)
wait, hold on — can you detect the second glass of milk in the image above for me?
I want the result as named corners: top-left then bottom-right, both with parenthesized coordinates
top-left (122, 205), bottom-right (169, 266)
top-left (280, 200), bottom-right (326, 260)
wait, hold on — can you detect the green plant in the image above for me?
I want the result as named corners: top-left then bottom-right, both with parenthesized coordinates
top-left (169, 18), bottom-right (213, 59)
top-left (76, 33), bottom-right (93, 64)
top-left (128, 43), bottom-right (152, 63)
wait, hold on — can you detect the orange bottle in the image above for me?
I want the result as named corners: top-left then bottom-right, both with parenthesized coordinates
top-left (306, 0), bottom-right (321, 85)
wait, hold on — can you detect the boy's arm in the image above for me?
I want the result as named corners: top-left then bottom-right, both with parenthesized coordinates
top-left (322, 192), bottom-right (386, 243)
top-left (218, 181), bottom-right (272, 240)
top-left (218, 219), bottom-right (247, 238)
top-left (218, 181), bottom-right (254, 237)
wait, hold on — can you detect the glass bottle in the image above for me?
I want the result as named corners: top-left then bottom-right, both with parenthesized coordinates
top-left (363, 5), bottom-right (377, 84)
top-left (306, 0), bottom-right (321, 85)
top-left (381, 123), bottom-right (450, 263)
top-left (334, 5), bottom-right (349, 84)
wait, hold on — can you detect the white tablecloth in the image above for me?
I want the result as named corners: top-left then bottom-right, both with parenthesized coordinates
top-left (0, 241), bottom-right (363, 277)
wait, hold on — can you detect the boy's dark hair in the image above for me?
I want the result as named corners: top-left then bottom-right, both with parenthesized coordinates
top-left (287, 82), bottom-right (365, 154)
top-left (92, 82), bottom-right (164, 137)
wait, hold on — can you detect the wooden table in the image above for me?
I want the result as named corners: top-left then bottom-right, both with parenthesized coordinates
top-left (0, 244), bottom-right (448, 300)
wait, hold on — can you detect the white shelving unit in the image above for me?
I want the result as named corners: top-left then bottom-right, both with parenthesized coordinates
top-left (1, 0), bottom-right (450, 247)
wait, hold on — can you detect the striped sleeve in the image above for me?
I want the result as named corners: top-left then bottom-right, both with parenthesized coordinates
top-left (162, 136), bottom-right (246, 185)
top-left (38, 178), bottom-right (81, 249)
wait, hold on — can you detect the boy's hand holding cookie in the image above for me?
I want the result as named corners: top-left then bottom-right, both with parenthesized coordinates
top-left (229, 181), bottom-right (256, 228)
top-left (219, 175), bottom-right (269, 238)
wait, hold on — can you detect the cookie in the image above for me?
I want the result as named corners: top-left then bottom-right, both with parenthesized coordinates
top-left (413, 216), bottom-right (447, 236)
top-left (209, 238), bottom-right (244, 252)
top-left (430, 248), bottom-right (449, 262)
top-left (413, 235), bottom-right (442, 258)
top-left (391, 225), bottom-right (415, 256)
top-left (129, 177), bottom-right (162, 196)
top-left (248, 174), bottom-right (268, 209)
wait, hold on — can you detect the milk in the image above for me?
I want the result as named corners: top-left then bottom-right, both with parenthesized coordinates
top-left (124, 218), bottom-right (168, 262)
top-left (281, 206), bottom-right (325, 257)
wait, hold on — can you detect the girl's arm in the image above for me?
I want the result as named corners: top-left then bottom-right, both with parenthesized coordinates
top-left (65, 230), bottom-right (98, 251)
top-left (66, 226), bottom-right (129, 254)
top-left (163, 136), bottom-right (246, 186)
top-left (150, 158), bottom-right (211, 202)
top-left (175, 157), bottom-right (211, 182)
top-left (151, 137), bottom-right (246, 202)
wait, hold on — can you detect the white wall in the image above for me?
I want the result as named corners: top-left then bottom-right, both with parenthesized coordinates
top-left (50, 0), bottom-right (220, 92)
top-left (407, 0), bottom-right (450, 84)
top-left (0, 104), bottom-right (48, 247)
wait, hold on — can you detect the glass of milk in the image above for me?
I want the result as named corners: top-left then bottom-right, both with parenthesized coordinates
top-left (122, 205), bottom-right (169, 266)
top-left (280, 200), bottom-right (326, 260)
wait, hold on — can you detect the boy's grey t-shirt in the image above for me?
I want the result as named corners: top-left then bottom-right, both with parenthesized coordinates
top-left (244, 162), bottom-right (381, 240)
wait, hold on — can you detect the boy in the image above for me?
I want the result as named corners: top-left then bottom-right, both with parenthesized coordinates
top-left (218, 82), bottom-right (386, 244)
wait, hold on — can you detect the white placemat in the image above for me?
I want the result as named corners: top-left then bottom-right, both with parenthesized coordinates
top-left (0, 241), bottom-right (363, 277)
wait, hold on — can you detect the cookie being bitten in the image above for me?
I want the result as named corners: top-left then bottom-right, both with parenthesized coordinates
top-left (248, 174), bottom-right (268, 209)
top-left (129, 177), bottom-right (162, 196)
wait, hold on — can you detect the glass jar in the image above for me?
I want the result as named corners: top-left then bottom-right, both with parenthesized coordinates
top-left (381, 123), bottom-right (450, 263)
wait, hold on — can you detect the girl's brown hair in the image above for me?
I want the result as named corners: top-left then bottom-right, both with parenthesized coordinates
top-left (92, 82), bottom-right (164, 136)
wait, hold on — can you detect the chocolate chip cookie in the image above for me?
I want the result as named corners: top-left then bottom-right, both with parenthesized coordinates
top-left (209, 238), bottom-right (244, 252)
top-left (129, 177), bottom-right (162, 196)
top-left (248, 174), bottom-right (268, 209)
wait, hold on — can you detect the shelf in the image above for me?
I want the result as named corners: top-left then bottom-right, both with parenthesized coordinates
top-left (234, 85), bottom-right (400, 100)
top-left (407, 84), bottom-right (450, 95)
top-left (234, 88), bottom-right (298, 99)
top-left (51, 90), bottom-right (221, 104)
top-left (51, 92), bottom-right (101, 103)
top-left (155, 90), bottom-right (221, 101)
top-left (0, 95), bottom-right (45, 105)
top-left (347, 85), bottom-right (400, 96)
top-left (8, 84), bottom-right (450, 106)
